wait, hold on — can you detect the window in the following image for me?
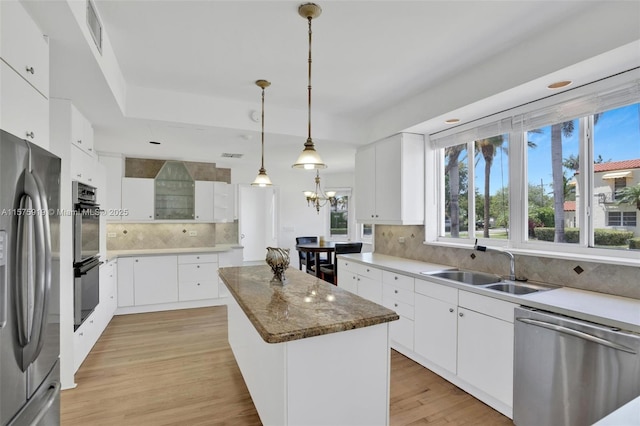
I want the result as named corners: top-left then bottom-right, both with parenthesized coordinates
top-left (432, 73), bottom-right (639, 259)
top-left (608, 212), bottom-right (638, 227)
top-left (329, 195), bottom-right (349, 238)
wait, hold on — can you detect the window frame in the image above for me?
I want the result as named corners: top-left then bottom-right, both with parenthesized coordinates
top-left (425, 70), bottom-right (640, 266)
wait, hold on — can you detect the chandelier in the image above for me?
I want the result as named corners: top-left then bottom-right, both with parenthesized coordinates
top-left (304, 170), bottom-right (336, 213)
top-left (251, 79), bottom-right (273, 186)
top-left (292, 2), bottom-right (326, 170)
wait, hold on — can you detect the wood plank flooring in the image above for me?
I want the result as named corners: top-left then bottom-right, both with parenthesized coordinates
top-left (62, 307), bottom-right (512, 425)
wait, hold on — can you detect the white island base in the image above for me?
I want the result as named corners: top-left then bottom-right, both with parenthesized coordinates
top-left (227, 296), bottom-right (392, 426)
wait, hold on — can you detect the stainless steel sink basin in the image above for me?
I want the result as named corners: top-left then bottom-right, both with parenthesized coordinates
top-left (484, 282), bottom-right (552, 295)
top-left (421, 270), bottom-right (502, 285)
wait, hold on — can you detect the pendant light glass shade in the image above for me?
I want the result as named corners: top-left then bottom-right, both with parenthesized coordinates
top-left (251, 79), bottom-right (273, 186)
top-left (292, 3), bottom-right (326, 170)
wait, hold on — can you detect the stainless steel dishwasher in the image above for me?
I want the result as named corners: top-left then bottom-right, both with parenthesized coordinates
top-left (513, 307), bottom-right (640, 426)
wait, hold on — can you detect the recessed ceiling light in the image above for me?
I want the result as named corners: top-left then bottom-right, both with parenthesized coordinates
top-left (547, 80), bottom-right (572, 89)
top-left (445, 118), bottom-right (460, 124)
top-left (149, 141), bottom-right (161, 145)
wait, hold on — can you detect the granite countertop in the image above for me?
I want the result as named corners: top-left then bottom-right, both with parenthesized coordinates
top-left (218, 265), bottom-right (399, 344)
top-left (339, 253), bottom-right (640, 333)
top-left (106, 244), bottom-right (243, 261)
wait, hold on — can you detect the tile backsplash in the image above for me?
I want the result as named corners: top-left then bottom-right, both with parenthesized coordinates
top-left (107, 222), bottom-right (238, 250)
top-left (375, 225), bottom-right (640, 300)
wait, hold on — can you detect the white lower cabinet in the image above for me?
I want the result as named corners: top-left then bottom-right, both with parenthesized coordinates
top-left (133, 256), bottom-right (178, 305)
top-left (178, 254), bottom-right (218, 301)
top-left (338, 259), bottom-right (382, 304)
top-left (457, 291), bottom-right (517, 408)
top-left (218, 248), bottom-right (243, 298)
top-left (382, 271), bottom-right (415, 351)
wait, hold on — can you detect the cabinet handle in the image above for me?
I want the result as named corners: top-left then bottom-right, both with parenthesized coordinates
top-left (394, 303), bottom-right (398, 307)
top-left (25, 131), bottom-right (35, 139)
top-left (149, 215), bottom-right (153, 218)
top-left (371, 215), bottom-right (374, 218)
top-left (89, 148), bottom-right (93, 151)
top-left (77, 140), bottom-right (82, 144)
top-left (394, 276), bottom-right (398, 280)
top-left (459, 312), bottom-right (464, 317)
top-left (25, 66), bottom-right (34, 74)
top-left (135, 259), bottom-right (139, 262)
top-left (352, 276), bottom-right (355, 280)
top-left (197, 265), bottom-right (200, 268)
top-left (394, 289), bottom-right (398, 294)
top-left (88, 178), bottom-right (92, 182)
top-left (79, 332), bottom-right (84, 336)
top-left (366, 268), bottom-right (370, 272)
top-left (77, 173), bottom-right (82, 178)
top-left (197, 283), bottom-right (200, 286)
top-left (449, 308), bottom-right (454, 313)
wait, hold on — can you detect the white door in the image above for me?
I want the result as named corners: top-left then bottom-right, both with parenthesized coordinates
top-left (239, 185), bottom-right (278, 262)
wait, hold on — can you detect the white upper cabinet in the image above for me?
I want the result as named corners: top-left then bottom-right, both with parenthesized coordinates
top-left (194, 181), bottom-right (214, 222)
top-left (355, 133), bottom-right (424, 224)
top-left (0, 1), bottom-right (49, 97)
top-left (70, 104), bottom-right (95, 155)
top-left (121, 178), bottom-right (155, 221)
top-left (213, 182), bottom-right (234, 222)
top-left (99, 155), bottom-right (123, 221)
top-left (0, 1), bottom-right (49, 150)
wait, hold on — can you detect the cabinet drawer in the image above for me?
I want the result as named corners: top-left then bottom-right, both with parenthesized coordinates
top-left (356, 263), bottom-right (382, 281)
top-left (415, 278), bottom-right (458, 305)
top-left (382, 296), bottom-right (414, 320)
top-left (383, 283), bottom-right (414, 306)
top-left (179, 281), bottom-right (218, 301)
top-left (338, 259), bottom-right (359, 274)
top-left (390, 315), bottom-right (414, 350)
top-left (178, 263), bottom-right (218, 283)
top-left (382, 271), bottom-right (414, 291)
top-left (178, 253), bottom-right (218, 264)
top-left (458, 291), bottom-right (518, 323)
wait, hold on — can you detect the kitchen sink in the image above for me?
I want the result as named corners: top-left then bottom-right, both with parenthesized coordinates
top-left (484, 282), bottom-right (540, 295)
top-left (421, 270), bottom-right (502, 285)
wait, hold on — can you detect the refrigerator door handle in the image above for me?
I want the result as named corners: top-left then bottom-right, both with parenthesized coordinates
top-left (0, 230), bottom-right (6, 328)
top-left (14, 170), bottom-right (51, 370)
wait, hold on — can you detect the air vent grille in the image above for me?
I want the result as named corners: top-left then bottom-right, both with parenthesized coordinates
top-left (87, 0), bottom-right (102, 54)
top-left (221, 153), bottom-right (243, 158)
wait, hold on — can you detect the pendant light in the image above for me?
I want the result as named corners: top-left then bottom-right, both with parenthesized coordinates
top-left (292, 3), bottom-right (326, 170)
top-left (251, 79), bottom-right (273, 187)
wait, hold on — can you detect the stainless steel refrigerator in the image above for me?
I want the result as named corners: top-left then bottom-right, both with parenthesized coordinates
top-left (0, 129), bottom-right (60, 426)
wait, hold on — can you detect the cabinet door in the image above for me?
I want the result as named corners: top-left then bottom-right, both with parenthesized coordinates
top-left (70, 104), bottom-right (95, 155)
top-left (99, 155), bottom-right (123, 221)
top-left (70, 145), bottom-right (98, 185)
top-left (0, 1), bottom-right (49, 97)
top-left (194, 181), bottom-right (214, 221)
top-left (355, 144), bottom-right (376, 222)
top-left (414, 293), bottom-right (457, 374)
top-left (457, 307), bottom-right (514, 407)
top-left (117, 257), bottom-right (134, 307)
top-left (338, 270), bottom-right (358, 294)
top-left (357, 275), bottom-right (382, 304)
top-left (213, 182), bottom-right (233, 222)
top-left (374, 136), bottom-right (402, 222)
top-left (0, 62), bottom-right (49, 150)
top-left (121, 178), bottom-right (155, 221)
top-left (133, 256), bottom-right (178, 305)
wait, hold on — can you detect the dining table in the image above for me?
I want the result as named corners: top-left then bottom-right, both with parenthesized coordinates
top-left (295, 242), bottom-right (336, 278)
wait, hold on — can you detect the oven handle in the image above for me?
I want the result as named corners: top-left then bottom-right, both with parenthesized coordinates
top-left (516, 317), bottom-right (637, 354)
top-left (74, 202), bottom-right (100, 211)
top-left (75, 259), bottom-right (103, 276)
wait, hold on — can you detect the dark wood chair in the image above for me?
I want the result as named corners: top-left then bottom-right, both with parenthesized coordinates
top-left (319, 242), bottom-right (363, 285)
top-left (295, 236), bottom-right (329, 273)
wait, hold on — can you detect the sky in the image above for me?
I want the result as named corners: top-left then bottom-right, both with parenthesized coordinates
top-left (478, 103), bottom-right (640, 194)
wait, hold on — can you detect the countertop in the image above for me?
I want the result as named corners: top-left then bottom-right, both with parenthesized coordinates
top-left (339, 253), bottom-right (640, 333)
top-left (218, 265), bottom-right (399, 344)
top-left (106, 244), bottom-right (243, 261)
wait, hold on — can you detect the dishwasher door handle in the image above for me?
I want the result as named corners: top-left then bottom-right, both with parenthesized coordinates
top-left (516, 317), bottom-right (637, 354)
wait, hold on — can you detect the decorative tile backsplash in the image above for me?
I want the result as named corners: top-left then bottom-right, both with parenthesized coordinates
top-left (106, 222), bottom-right (238, 250)
top-left (375, 225), bottom-right (640, 300)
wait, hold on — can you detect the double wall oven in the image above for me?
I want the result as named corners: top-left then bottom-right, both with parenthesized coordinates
top-left (72, 181), bottom-right (101, 329)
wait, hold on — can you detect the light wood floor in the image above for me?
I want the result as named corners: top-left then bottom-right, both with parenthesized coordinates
top-left (62, 307), bottom-right (512, 425)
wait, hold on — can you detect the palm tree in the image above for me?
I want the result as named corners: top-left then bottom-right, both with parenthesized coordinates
top-left (475, 136), bottom-right (505, 238)
top-left (550, 121), bottom-right (574, 242)
top-left (616, 183), bottom-right (640, 210)
top-left (445, 146), bottom-right (464, 237)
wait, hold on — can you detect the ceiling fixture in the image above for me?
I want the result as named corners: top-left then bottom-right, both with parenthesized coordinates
top-left (444, 118), bottom-right (460, 124)
top-left (547, 80), bottom-right (572, 90)
top-left (304, 170), bottom-right (336, 214)
top-left (292, 2), bottom-right (326, 170)
top-left (251, 80), bottom-right (273, 187)
top-left (149, 141), bottom-right (161, 145)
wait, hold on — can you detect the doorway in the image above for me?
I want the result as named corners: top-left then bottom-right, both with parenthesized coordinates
top-left (238, 184), bottom-right (278, 262)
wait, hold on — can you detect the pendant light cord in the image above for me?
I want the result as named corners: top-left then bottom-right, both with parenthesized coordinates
top-left (307, 16), bottom-right (313, 143)
top-left (261, 86), bottom-right (266, 171)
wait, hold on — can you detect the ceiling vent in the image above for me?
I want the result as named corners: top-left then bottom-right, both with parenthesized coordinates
top-left (86, 0), bottom-right (102, 54)
top-left (221, 153), bottom-right (244, 158)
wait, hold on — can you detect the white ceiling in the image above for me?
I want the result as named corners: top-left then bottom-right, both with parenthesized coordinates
top-left (25, 0), bottom-right (640, 174)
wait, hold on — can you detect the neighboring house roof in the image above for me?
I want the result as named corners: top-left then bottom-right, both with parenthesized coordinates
top-left (594, 159), bottom-right (640, 172)
top-left (564, 201), bottom-right (576, 212)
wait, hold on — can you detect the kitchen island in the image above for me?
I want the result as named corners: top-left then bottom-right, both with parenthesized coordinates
top-left (218, 265), bottom-right (399, 426)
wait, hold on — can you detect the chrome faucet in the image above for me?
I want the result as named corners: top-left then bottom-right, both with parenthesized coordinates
top-left (474, 239), bottom-right (516, 281)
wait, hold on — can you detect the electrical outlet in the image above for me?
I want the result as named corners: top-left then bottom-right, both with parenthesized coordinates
top-left (107, 232), bottom-right (117, 238)
top-left (189, 231), bottom-right (198, 236)
top-left (398, 237), bottom-right (405, 243)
